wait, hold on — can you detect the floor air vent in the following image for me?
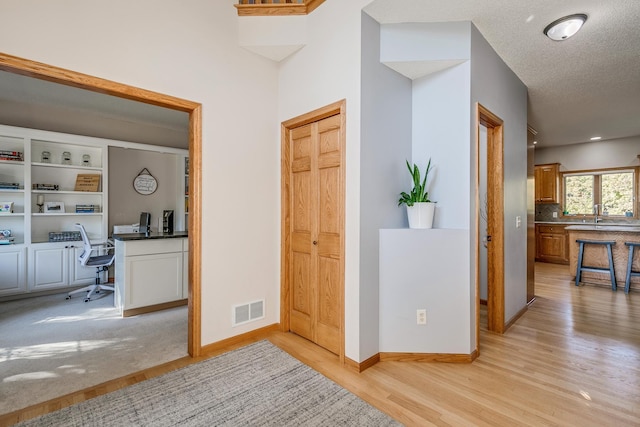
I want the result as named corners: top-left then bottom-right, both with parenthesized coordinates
top-left (233, 300), bottom-right (265, 326)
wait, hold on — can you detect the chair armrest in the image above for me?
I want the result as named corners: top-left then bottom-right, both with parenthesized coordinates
top-left (89, 241), bottom-right (115, 254)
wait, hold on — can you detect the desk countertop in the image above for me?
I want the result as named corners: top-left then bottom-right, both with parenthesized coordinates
top-left (112, 231), bottom-right (188, 241)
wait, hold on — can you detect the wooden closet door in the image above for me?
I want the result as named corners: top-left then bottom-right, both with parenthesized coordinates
top-left (288, 114), bottom-right (342, 355)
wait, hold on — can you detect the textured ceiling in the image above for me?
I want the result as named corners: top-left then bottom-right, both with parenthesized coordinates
top-left (364, 0), bottom-right (640, 147)
top-left (1, 1), bottom-right (638, 149)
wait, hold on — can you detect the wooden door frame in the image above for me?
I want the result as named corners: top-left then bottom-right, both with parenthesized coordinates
top-left (280, 99), bottom-right (346, 363)
top-left (475, 103), bottom-right (505, 350)
top-left (0, 52), bottom-right (203, 357)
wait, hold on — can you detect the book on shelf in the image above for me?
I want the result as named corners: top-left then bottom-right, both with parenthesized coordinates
top-left (0, 150), bottom-right (24, 161)
top-left (0, 182), bottom-right (21, 190)
top-left (75, 204), bottom-right (100, 213)
top-left (32, 183), bottom-right (60, 191)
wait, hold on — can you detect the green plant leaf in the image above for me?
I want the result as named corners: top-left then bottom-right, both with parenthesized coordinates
top-left (399, 158), bottom-right (434, 206)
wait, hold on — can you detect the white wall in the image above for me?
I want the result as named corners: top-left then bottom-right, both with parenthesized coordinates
top-left (0, 0), bottom-right (281, 345)
top-left (278, 0), bottom-right (373, 362)
top-left (360, 13), bottom-right (413, 360)
top-left (378, 22), bottom-right (474, 352)
top-left (470, 24), bottom-right (528, 324)
top-left (535, 136), bottom-right (640, 170)
top-left (108, 147), bottom-right (181, 233)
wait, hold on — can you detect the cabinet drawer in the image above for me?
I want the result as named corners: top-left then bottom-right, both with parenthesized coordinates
top-left (537, 225), bottom-right (566, 234)
top-left (123, 239), bottom-right (183, 256)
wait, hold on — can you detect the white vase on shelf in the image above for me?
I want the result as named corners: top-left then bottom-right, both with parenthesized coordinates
top-left (406, 202), bottom-right (436, 229)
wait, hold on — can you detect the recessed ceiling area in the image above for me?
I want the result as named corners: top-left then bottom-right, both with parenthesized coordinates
top-left (0, 70), bottom-right (189, 149)
top-left (364, 0), bottom-right (640, 147)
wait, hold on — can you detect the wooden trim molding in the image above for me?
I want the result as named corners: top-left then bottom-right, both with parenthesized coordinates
top-left (199, 324), bottom-right (280, 357)
top-left (504, 305), bottom-right (528, 331)
top-left (123, 299), bottom-right (188, 317)
top-left (235, 0), bottom-right (325, 16)
top-left (380, 351), bottom-right (479, 364)
top-left (345, 353), bottom-right (380, 373)
top-left (476, 103), bottom-right (505, 338)
top-left (0, 51), bottom-right (203, 358)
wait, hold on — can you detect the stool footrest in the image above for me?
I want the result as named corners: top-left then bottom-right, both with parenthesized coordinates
top-left (576, 239), bottom-right (616, 245)
top-left (579, 266), bottom-right (613, 273)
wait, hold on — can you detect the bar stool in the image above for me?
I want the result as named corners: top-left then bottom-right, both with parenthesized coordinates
top-left (624, 242), bottom-right (640, 294)
top-left (575, 239), bottom-right (616, 290)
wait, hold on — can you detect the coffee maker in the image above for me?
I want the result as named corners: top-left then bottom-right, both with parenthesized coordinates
top-left (162, 210), bottom-right (174, 234)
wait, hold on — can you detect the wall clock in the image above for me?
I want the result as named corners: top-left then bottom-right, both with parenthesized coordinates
top-left (133, 168), bottom-right (158, 195)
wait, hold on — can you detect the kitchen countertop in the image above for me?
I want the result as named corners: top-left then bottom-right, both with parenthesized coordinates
top-left (565, 225), bottom-right (640, 232)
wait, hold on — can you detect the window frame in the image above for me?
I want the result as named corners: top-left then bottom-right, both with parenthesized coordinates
top-left (560, 166), bottom-right (639, 219)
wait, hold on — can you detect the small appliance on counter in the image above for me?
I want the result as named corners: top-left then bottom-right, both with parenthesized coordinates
top-left (139, 212), bottom-right (151, 234)
top-left (163, 210), bottom-right (174, 234)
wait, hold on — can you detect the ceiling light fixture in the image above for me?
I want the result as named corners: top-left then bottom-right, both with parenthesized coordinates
top-left (543, 14), bottom-right (587, 41)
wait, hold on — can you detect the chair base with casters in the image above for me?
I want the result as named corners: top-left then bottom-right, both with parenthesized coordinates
top-left (67, 223), bottom-right (115, 302)
top-left (66, 262), bottom-right (114, 302)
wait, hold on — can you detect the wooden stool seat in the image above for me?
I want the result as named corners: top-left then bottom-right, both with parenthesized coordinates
top-left (624, 242), bottom-right (640, 294)
top-left (575, 239), bottom-right (617, 290)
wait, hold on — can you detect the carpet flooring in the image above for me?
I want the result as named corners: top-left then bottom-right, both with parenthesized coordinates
top-left (0, 292), bottom-right (187, 414)
top-left (15, 340), bottom-right (401, 426)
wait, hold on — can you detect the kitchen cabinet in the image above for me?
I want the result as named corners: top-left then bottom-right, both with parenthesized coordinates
top-left (535, 163), bottom-right (560, 203)
top-left (535, 224), bottom-right (569, 264)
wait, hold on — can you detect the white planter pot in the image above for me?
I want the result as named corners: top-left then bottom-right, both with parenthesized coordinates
top-left (406, 202), bottom-right (436, 229)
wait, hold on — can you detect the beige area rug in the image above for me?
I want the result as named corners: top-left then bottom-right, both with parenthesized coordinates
top-left (15, 340), bottom-right (401, 427)
top-left (0, 291), bottom-right (187, 415)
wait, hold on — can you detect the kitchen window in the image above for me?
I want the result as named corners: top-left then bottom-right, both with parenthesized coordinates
top-left (562, 168), bottom-right (637, 217)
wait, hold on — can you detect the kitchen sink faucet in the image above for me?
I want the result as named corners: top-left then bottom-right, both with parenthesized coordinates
top-left (594, 204), bottom-right (603, 223)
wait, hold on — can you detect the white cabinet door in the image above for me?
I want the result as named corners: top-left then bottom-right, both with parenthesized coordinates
top-left (69, 245), bottom-right (97, 285)
top-left (30, 244), bottom-right (68, 289)
top-left (0, 245), bottom-right (27, 295)
top-left (124, 252), bottom-right (183, 309)
top-left (29, 243), bottom-right (96, 291)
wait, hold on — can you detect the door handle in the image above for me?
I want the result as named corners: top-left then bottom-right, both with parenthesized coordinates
top-left (487, 235), bottom-right (492, 242)
top-left (313, 240), bottom-right (318, 245)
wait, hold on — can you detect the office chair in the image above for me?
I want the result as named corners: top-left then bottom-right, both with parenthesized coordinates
top-left (66, 223), bottom-right (115, 302)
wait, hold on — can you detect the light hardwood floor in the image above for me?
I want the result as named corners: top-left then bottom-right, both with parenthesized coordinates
top-left (2, 262), bottom-right (639, 426)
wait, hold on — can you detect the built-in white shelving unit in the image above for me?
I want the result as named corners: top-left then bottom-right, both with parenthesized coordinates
top-left (0, 125), bottom-right (108, 296)
top-left (0, 124), bottom-right (187, 298)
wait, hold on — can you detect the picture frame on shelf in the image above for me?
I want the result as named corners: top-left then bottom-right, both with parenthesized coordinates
top-left (0, 202), bottom-right (14, 213)
top-left (44, 201), bottom-right (65, 213)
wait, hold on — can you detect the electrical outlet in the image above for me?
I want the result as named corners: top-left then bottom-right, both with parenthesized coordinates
top-left (416, 309), bottom-right (427, 325)
top-left (552, 211), bottom-right (558, 218)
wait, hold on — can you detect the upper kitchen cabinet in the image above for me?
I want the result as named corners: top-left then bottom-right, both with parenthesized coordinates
top-left (535, 163), bottom-right (560, 203)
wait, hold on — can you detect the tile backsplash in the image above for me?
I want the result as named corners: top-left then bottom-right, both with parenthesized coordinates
top-left (535, 203), bottom-right (561, 221)
top-left (535, 203), bottom-right (640, 224)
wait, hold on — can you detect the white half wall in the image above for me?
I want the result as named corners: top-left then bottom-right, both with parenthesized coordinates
top-left (379, 228), bottom-right (471, 353)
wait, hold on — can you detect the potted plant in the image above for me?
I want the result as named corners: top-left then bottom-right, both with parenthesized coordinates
top-left (398, 158), bottom-right (436, 229)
